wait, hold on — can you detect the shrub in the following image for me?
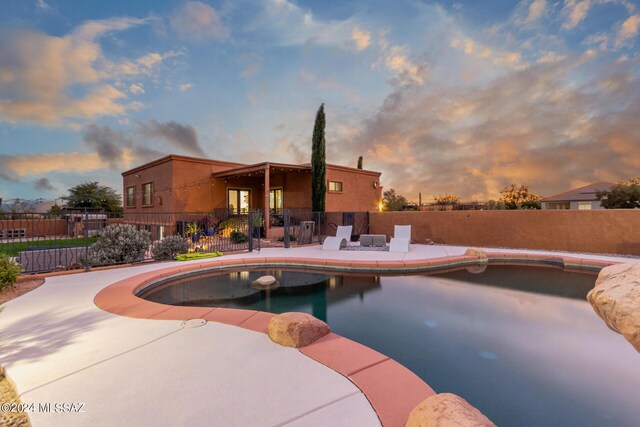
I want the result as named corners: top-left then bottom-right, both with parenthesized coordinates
top-left (82, 224), bottom-right (151, 266)
top-left (0, 254), bottom-right (21, 291)
top-left (152, 235), bottom-right (190, 261)
top-left (230, 230), bottom-right (248, 244)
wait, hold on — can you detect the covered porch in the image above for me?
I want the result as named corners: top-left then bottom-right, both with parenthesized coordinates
top-left (211, 162), bottom-right (312, 239)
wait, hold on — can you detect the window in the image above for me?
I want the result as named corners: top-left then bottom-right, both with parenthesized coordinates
top-left (142, 182), bottom-right (153, 206)
top-left (328, 181), bottom-right (343, 192)
top-left (547, 202), bottom-right (569, 210)
top-left (578, 201), bottom-right (592, 210)
top-left (270, 188), bottom-right (283, 214)
top-left (228, 189), bottom-right (251, 214)
top-left (126, 186), bottom-right (135, 207)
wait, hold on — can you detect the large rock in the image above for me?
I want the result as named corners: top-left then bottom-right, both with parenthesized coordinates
top-left (268, 312), bottom-right (330, 348)
top-left (406, 393), bottom-right (496, 427)
top-left (251, 275), bottom-right (280, 290)
top-left (465, 248), bottom-right (488, 274)
top-left (464, 248), bottom-right (488, 261)
top-left (587, 262), bottom-right (640, 352)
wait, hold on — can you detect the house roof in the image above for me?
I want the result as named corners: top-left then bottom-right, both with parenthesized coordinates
top-left (541, 182), bottom-right (615, 202)
top-left (123, 155), bottom-right (382, 179)
top-left (211, 162), bottom-right (382, 179)
top-left (211, 162), bottom-right (311, 178)
top-left (122, 155), bottom-right (246, 176)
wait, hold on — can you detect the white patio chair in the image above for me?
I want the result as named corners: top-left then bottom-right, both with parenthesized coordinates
top-left (389, 225), bottom-right (411, 252)
top-left (322, 225), bottom-right (353, 250)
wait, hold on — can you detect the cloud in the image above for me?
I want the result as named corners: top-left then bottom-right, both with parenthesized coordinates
top-left (0, 17), bottom-right (176, 126)
top-left (615, 14), bottom-right (640, 47)
top-left (34, 178), bottom-right (55, 191)
top-left (83, 124), bottom-right (163, 169)
top-left (139, 120), bottom-right (205, 156)
top-left (562, 0), bottom-right (592, 29)
top-left (351, 27), bottom-right (371, 51)
top-left (35, 0), bottom-right (51, 11)
top-left (525, 0), bottom-right (548, 23)
top-left (83, 124), bottom-right (136, 168)
top-left (345, 52), bottom-right (640, 200)
top-left (450, 37), bottom-right (522, 69)
top-left (243, 0), bottom-right (354, 47)
top-left (383, 46), bottom-right (428, 85)
top-left (0, 152), bottom-right (105, 177)
top-left (169, 1), bottom-right (229, 41)
top-left (129, 83), bottom-right (144, 94)
top-left (0, 119), bottom-right (205, 180)
top-left (178, 83), bottom-right (193, 92)
top-left (374, 32), bottom-right (430, 86)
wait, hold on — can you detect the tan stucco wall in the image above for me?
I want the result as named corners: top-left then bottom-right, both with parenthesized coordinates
top-left (123, 160), bottom-right (173, 212)
top-left (123, 158), bottom-right (380, 213)
top-left (325, 167), bottom-right (381, 212)
top-left (369, 210), bottom-right (640, 256)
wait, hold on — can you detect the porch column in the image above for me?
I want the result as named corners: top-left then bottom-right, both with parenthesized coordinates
top-left (264, 163), bottom-right (270, 236)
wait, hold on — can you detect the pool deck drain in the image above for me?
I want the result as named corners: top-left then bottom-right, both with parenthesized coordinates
top-left (0, 245), bottom-right (635, 427)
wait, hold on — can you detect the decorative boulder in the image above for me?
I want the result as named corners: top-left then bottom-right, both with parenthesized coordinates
top-left (268, 312), bottom-right (330, 348)
top-left (465, 248), bottom-right (488, 274)
top-left (587, 262), bottom-right (640, 352)
top-left (406, 393), bottom-right (496, 427)
top-left (251, 275), bottom-right (280, 290)
top-left (464, 248), bottom-right (488, 261)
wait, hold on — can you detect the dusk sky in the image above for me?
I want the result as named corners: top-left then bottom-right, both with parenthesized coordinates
top-left (1, 0), bottom-right (639, 204)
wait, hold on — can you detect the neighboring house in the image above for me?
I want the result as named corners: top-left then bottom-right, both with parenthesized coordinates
top-left (122, 154), bottom-right (382, 238)
top-left (541, 182), bottom-right (614, 210)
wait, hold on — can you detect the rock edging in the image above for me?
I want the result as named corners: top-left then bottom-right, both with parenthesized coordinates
top-left (267, 312), bottom-right (330, 348)
top-left (406, 393), bottom-right (496, 427)
top-left (587, 262), bottom-right (640, 352)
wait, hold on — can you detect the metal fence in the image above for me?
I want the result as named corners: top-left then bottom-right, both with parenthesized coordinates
top-left (0, 209), bottom-right (262, 274)
top-left (0, 209), bottom-right (370, 274)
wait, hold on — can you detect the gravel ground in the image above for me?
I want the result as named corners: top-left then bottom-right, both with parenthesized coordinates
top-left (0, 373), bottom-right (30, 427)
top-left (0, 280), bottom-right (45, 305)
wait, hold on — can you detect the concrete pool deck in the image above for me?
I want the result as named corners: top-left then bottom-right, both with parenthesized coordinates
top-left (1, 244), bottom-right (636, 427)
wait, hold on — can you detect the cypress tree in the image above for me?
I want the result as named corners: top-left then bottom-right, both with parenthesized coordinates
top-left (357, 156), bottom-right (363, 169)
top-left (311, 103), bottom-right (326, 212)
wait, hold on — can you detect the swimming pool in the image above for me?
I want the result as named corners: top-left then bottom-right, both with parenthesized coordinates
top-left (140, 266), bottom-right (640, 426)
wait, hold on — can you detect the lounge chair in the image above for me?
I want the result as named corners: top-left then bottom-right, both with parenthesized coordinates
top-left (322, 225), bottom-right (353, 250)
top-left (389, 225), bottom-right (411, 252)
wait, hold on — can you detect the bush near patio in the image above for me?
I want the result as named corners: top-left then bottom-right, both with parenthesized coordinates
top-left (152, 236), bottom-right (190, 261)
top-left (230, 230), bottom-right (248, 244)
top-left (0, 254), bottom-right (21, 291)
top-left (81, 224), bottom-right (151, 266)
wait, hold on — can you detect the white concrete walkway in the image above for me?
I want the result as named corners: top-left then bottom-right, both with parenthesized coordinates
top-left (0, 245), bottom-right (636, 427)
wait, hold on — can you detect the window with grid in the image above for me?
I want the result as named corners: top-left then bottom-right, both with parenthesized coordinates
top-left (328, 181), bottom-right (343, 192)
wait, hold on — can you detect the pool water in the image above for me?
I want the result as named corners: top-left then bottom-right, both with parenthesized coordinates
top-left (141, 266), bottom-right (640, 426)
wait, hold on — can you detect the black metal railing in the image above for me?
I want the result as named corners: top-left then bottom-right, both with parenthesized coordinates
top-left (0, 208), bottom-right (370, 273)
top-left (0, 209), bottom-right (263, 274)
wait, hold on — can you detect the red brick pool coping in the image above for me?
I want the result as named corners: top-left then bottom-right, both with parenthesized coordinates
top-left (93, 252), bottom-right (617, 427)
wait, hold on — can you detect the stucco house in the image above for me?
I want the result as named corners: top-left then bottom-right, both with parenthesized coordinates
top-left (122, 155), bottom-right (382, 238)
top-left (541, 182), bottom-right (614, 210)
